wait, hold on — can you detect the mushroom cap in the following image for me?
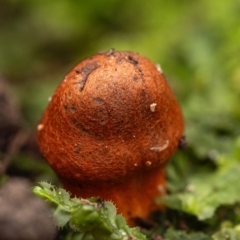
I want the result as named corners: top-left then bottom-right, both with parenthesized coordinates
top-left (37, 51), bottom-right (184, 184)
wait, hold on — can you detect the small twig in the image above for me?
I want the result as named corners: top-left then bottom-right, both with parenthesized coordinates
top-left (0, 129), bottom-right (29, 176)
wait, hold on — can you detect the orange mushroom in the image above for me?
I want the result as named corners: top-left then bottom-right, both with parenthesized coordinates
top-left (37, 50), bottom-right (184, 225)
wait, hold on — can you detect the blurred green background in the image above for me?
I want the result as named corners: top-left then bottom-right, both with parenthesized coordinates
top-left (1, 0), bottom-right (240, 159)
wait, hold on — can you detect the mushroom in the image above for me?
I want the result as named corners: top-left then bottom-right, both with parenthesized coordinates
top-left (37, 50), bottom-right (184, 225)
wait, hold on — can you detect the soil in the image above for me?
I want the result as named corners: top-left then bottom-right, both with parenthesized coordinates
top-left (0, 178), bottom-right (56, 240)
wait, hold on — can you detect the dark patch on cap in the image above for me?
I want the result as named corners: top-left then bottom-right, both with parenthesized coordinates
top-left (75, 62), bottom-right (99, 91)
top-left (126, 55), bottom-right (139, 65)
top-left (126, 54), bottom-right (144, 78)
top-left (93, 97), bottom-right (104, 105)
top-left (64, 104), bottom-right (76, 113)
top-left (132, 75), bottom-right (140, 81)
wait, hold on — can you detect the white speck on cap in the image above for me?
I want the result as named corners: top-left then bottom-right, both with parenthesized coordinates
top-left (156, 64), bottom-right (163, 73)
top-left (150, 103), bottom-right (157, 112)
top-left (37, 124), bottom-right (44, 131)
top-left (145, 161), bottom-right (152, 166)
top-left (150, 140), bottom-right (169, 152)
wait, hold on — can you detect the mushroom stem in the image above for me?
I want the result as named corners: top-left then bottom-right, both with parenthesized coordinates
top-left (61, 166), bottom-right (166, 226)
